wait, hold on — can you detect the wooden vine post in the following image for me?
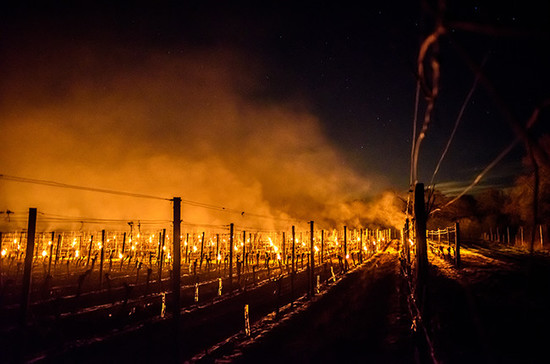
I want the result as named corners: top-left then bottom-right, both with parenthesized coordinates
top-left (310, 221), bottom-right (315, 298)
top-left (414, 183), bottom-right (428, 301)
top-left (20, 207), bottom-right (37, 326)
top-left (454, 222), bottom-right (461, 268)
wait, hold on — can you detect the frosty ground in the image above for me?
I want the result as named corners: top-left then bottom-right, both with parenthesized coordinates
top-left (196, 240), bottom-right (550, 364)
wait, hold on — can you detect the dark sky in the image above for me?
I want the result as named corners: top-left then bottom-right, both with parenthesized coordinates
top-left (1, 1), bottom-right (549, 228)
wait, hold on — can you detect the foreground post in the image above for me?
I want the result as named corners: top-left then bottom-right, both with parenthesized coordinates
top-left (20, 207), bottom-right (37, 326)
top-left (172, 198), bottom-right (181, 319)
top-left (414, 183), bottom-right (428, 293)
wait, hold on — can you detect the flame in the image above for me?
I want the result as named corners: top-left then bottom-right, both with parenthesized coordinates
top-left (75, 250), bottom-right (80, 257)
top-left (42, 250), bottom-right (47, 257)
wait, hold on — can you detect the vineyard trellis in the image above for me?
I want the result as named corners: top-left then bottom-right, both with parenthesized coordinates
top-left (426, 223), bottom-right (460, 268)
top-left (0, 200), bottom-right (397, 361)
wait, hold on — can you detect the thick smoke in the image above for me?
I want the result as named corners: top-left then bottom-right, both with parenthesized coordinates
top-left (0, 44), bottom-right (404, 232)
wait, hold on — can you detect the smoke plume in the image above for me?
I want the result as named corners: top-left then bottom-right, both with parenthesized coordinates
top-left (0, 43), bottom-right (404, 232)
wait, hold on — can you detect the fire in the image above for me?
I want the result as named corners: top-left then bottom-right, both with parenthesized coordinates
top-left (75, 250), bottom-right (80, 257)
top-left (42, 250), bottom-right (47, 257)
top-left (1, 249), bottom-right (6, 257)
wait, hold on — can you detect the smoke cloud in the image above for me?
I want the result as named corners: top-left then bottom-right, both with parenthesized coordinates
top-left (0, 42), bottom-right (404, 232)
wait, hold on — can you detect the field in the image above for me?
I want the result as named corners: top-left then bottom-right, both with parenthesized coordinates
top-left (0, 226), bottom-right (391, 363)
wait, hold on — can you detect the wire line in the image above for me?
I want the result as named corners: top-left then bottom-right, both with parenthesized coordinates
top-left (0, 174), bottom-right (171, 201)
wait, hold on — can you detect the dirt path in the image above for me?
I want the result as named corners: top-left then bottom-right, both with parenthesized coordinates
top-left (230, 247), bottom-right (416, 363)
top-left (425, 241), bottom-right (550, 364)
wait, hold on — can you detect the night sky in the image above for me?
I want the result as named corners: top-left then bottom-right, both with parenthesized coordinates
top-left (1, 1), bottom-right (549, 228)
